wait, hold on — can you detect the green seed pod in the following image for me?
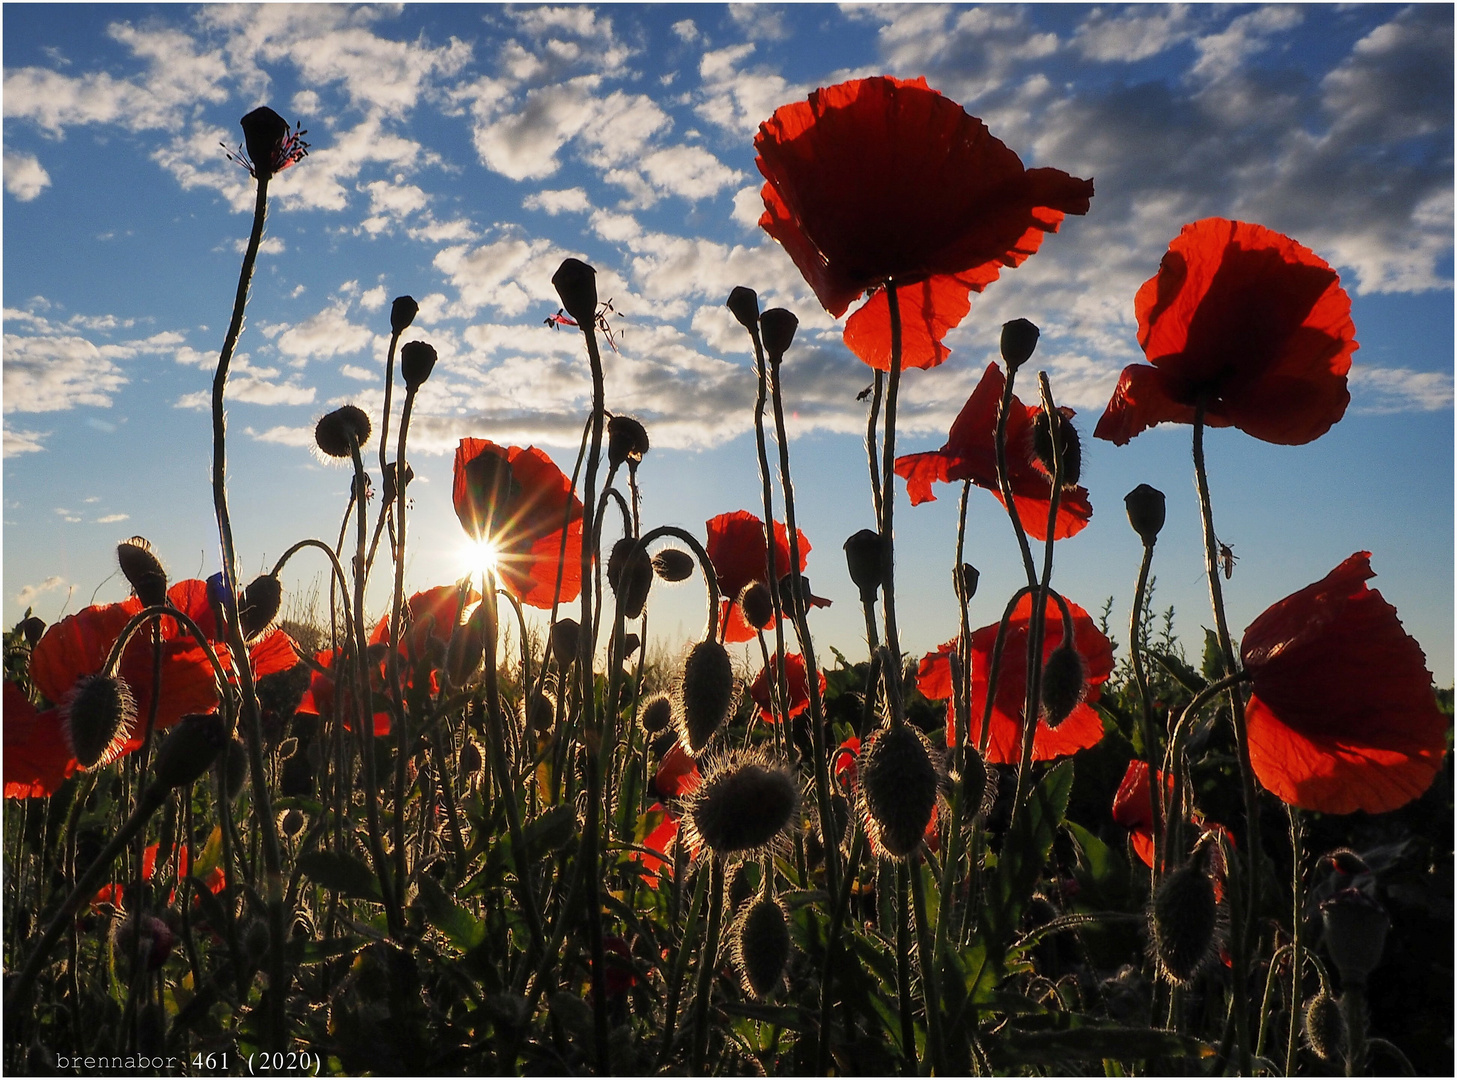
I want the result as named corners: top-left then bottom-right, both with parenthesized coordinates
top-left (1149, 859), bottom-right (1219, 986)
top-left (64, 674), bottom-right (136, 770)
top-left (842, 529), bottom-right (884, 605)
top-left (22, 616), bottom-right (45, 648)
top-left (315, 405), bottom-right (371, 458)
top-left (1303, 987), bottom-right (1347, 1063)
top-left (400, 340), bottom-right (437, 390)
top-left (675, 639), bottom-right (736, 753)
top-left (607, 415), bottom-right (650, 468)
top-left (1040, 643), bottom-right (1086, 729)
top-left (1000, 318), bottom-right (1040, 369)
top-left (684, 751), bottom-right (800, 858)
top-left (390, 295), bottom-right (418, 334)
top-left (1124, 484), bottom-right (1167, 546)
top-left (238, 573), bottom-right (282, 640)
top-left (117, 537), bottom-right (168, 608)
top-left (147, 712), bottom-right (229, 794)
top-left (734, 895), bottom-right (792, 999)
top-left (759, 308), bottom-right (798, 359)
top-left (652, 548), bottom-right (695, 582)
top-left (859, 723), bottom-right (940, 859)
top-left (726, 286), bottom-right (760, 330)
top-left (552, 258), bottom-right (598, 326)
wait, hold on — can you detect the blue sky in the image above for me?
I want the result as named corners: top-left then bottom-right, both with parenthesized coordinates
top-left (4, 3), bottom-right (1453, 686)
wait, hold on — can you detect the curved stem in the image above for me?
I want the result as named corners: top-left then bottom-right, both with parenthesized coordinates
top-left (866, 369), bottom-right (885, 525)
top-left (993, 364), bottom-right (1038, 589)
top-left (270, 539), bottom-right (354, 630)
top-left (1129, 539), bottom-right (1165, 877)
top-left (386, 386), bottom-right (418, 918)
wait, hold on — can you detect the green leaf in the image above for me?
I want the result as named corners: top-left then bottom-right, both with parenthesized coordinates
top-left (993, 1025), bottom-right (1215, 1065)
top-left (1200, 628), bottom-right (1224, 682)
top-left (984, 760), bottom-right (1074, 955)
top-left (297, 849), bottom-right (382, 902)
top-left (720, 1002), bottom-right (808, 1031)
top-left (521, 803), bottom-right (577, 859)
top-left (415, 872), bottom-right (485, 951)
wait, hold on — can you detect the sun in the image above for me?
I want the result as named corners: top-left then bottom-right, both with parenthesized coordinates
top-left (463, 538), bottom-right (501, 580)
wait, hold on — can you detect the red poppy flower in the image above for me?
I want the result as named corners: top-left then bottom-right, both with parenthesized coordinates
top-left (1095, 218), bottom-right (1356, 447)
top-left (370, 584), bottom-right (479, 662)
top-left (705, 510), bottom-right (825, 643)
top-left (748, 653), bottom-right (826, 724)
top-left (834, 734), bottom-right (861, 791)
top-left (1111, 761), bottom-right (1169, 869)
top-left (93, 841), bottom-right (226, 908)
top-left (895, 362), bottom-right (1092, 541)
top-left (452, 439), bottom-right (584, 608)
top-left (967, 593), bottom-right (1114, 764)
top-left (634, 802), bottom-right (681, 889)
top-left (4, 682), bottom-right (73, 799)
top-left (295, 648), bottom-right (392, 737)
top-left (1239, 552), bottom-right (1449, 814)
top-left (755, 76), bottom-right (1093, 370)
top-left (653, 743), bottom-right (701, 799)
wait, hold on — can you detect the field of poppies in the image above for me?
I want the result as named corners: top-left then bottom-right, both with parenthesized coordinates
top-left (4, 77), bottom-right (1452, 1077)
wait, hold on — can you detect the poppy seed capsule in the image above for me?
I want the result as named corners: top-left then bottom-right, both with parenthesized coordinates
top-left (1149, 859), bottom-right (1219, 985)
top-left (685, 753), bottom-right (800, 857)
top-left (400, 340), bottom-right (437, 390)
top-left (859, 724), bottom-right (940, 859)
top-left (22, 616), bottom-right (45, 647)
top-left (652, 548), bottom-right (695, 583)
top-left (734, 895), bottom-right (792, 999)
top-left (1320, 887), bottom-right (1390, 987)
top-left (460, 736), bottom-right (484, 775)
top-left (842, 529), bottom-right (885, 604)
top-left (390, 295), bottom-right (419, 334)
top-left (280, 808), bottom-right (305, 838)
top-left (675, 639), bottom-right (736, 753)
top-left (1032, 410), bottom-right (1082, 487)
top-left (551, 257), bottom-right (598, 326)
top-left (640, 693), bottom-right (672, 734)
top-left (1000, 318), bottom-right (1040, 369)
top-left (726, 286), bottom-right (760, 329)
top-left (956, 562), bottom-right (980, 601)
top-left (1303, 988), bottom-right (1347, 1063)
top-left (759, 308), bottom-right (799, 359)
top-left (65, 674), bottom-right (136, 770)
top-left (315, 405), bottom-right (372, 458)
top-left (607, 538), bottom-right (653, 621)
top-left (238, 573), bottom-right (282, 640)
top-left (147, 712), bottom-right (229, 795)
top-left (240, 106), bottom-right (290, 180)
top-left (1040, 643), bottom-right (1086, 728)
top-left (607, 415), bottom-right (650, 467)
top-left (550, 618), bottom-right (580, 667)
top-left (738, 582), bottom-right (775, 631)
top-left (117, 537), bottom-right (168, 608)
top-left (1124, 484), bottom-right (1167, 546)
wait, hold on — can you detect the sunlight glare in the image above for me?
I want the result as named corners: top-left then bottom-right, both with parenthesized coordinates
top-left (464, 538), bottom-right (501, 580)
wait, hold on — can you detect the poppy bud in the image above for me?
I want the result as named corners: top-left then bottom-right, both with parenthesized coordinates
top-left (390, 295), bottom-right (419, 335)
top-left (382, 461), bottom-right (413, 504)
top-left (446, 607), bottom-right (487, 686)
top-left (1320, 888), bottom-right (1389, 987)
top-left (459, 450), bottom-right (521, 540)
top-left (859, 723), bottom-right (940, 859)
top-left (652, 548), bottom-right (695, 582)
top-left (622, 633), bottom-right (641, 657)
top-left (240, 106), bottom-right (290, 180)
top-left (640, 693), bottom-right (672, 734)
top-left (607, 415), bottom-right (650, 467)
top-left (842, 529), bottom-right (884, 605)
top-left (1124, 484), bottom-right (1166, 547)
top-left (22, 616), bottom-right (45, 648)
top-left (147, 713), bottom-right (229, 795)
top-left (222, 737), bottom-right (249, 802)
top-left (117, 537), bottom-right (168, 608)
top-left (1303, 988), bottom-right (1346, 1063)
top-left (550, 618), bottom-right (580, 668)
top-left (238, 573), bottom-right (282, 640)
top-left (734, 895), bottom-right (792, 999)
top-left (607, 538), bottom-right (653, 621)
top-left (280, 808), bottom-right (305, 838)
top-left (956, 562), bottom-right (980, 601)
top-left (1032, 410), bottom-right (1082, 486)
top-left (64, 674), bottom-right (136, 770)
top-left (1000, 318), bottom-right (1040, 370)
top-left (551, 257), bottom-right (598, 326)
top-left (726, 286), bottom-right (760, 330)
top-left (523, 690), bottom-right (555, 735)
top-left (777, 572), bottom-right (816, 620)
top-left (675, 639), bottom-right (735, 753)
top-left (112, 913), bottom-right (175, 973)
top-left (959, 746), bottom-right (990, 824)
top-left (400, 340), bottom-right (436, 390)
top-left (1149, 858), bottom-right (1219, 985)
top-left (684, 752), bottom-right (800, 857)
top-left (315, 405), bottom-right (372, 459)
top-left (460, 735), bottom-right (484, 776)
top-left (759, 308), bottom-right (798, 359)
top-left (1040, 644), bottom-right (1086, 729)
top-left (738, 582), bottom-right (774, 631)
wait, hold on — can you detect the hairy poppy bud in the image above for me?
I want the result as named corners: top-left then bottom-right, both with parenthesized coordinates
top-left (118, 537), bottom-right (168, 608)
top-left (1303, 988), bottom-right (1346, 1063)
top-left (460, 735), bottom-right (484, 776)
top-left (22, 615), bottom-right (45, 647)
top-left (400, 340), bottom-right (436, 390)
top-left (734, 895), bottom-right (791, 999)
top-left (675, 639), bottom-right (735, 753)
top-left (956, 562), bottom-right (980, 601)
top-left (684, 751), bottom-right (800, 857)
top-left (738, 582), bottom-right (774, 631)
top-left (607, 538), bottom-right (653, 620)
top-left (652, 548), bottom-right (695, 582)
top-left (759, 308), bottom-right (798, 359)
top-left (240, 106), bottom-right (290, 180)
top-left (858, 723), bottom-right (940, 859)
top-left (148, 712), bottom-right (229, 795)
top-left (1320, 888), bottom-right (1389, 987)
top-left (1000, 318), bottom-right (1040, 370)
top-left (552, 257), bottom-right (598, 326)
top-left (1040, 644), bottom-right (1086, 728)
top-left (523, 690), bottom-right (555, 735)
top-left (842, 529), bottom-right (884, 605)
top-left (390, 295), bottom-right (419, 335)
top-left (726, 286), bottom-right (760, 330)
top-left (238, 573), bottom-right (282, 640)
top-left (959, 745), bottom-right (991, 823)
top-left (607, 415), bottom-right (650, 468)
top-left (280, 808), bottom-right (305, 838)
top-left (1032, 409), bottom-right (1082, 486)
top-left (550, 618), bottom-right (579, 668)
top-left (1149, 858), bottom-right (1219, 985)
top-left (315, 405), bottom-right (371, 459)
top-left (65, 674), bottom-right (136, 770)
top-left (640, 693), bottom-right (672, 734)
top-left (1124, 484), bottom-right (1166, 546)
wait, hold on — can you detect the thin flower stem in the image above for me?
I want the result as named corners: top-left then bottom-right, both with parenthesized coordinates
top-left (879, 282), bottom-right (905, 677)
top-left (814, 824), bottom-right (867, 1074)
top-left (691, 859), bottom-right (726, 1075)
top-left (993, 365), bottom-right (1038, 588)
top-left (1285, 805), bottom-right (1305, 1076)
top-left (954, 480), bottom-right (974, 767)
top-left (866, 369), bottom-right (884, 525)
top-left (909, 855), bottom-right (948, 1076)
top-left (1129, 539), bottom-right (1165, 878)
top-left (386, 386), bottom-right (418, 921)
top-left (894, 862), bottom-right (918, 1076)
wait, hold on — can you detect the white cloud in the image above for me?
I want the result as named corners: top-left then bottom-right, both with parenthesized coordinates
top-left (359, 286), bottom-right (387, 311)
top-left (672, 19), bottom-right (699, 44)
top-left (4, 151), bottom-right (51, 201)
top-left (16, 576), bottom-right (68, 606)
top-left (3, 334), bottom-right (127, 413)
top-left (433, 235), bottom-right (556, 317)
top-left (246, 424), bottom-right (315, 448)
top-left (233, 235), bottom-right (286, 255)
top-left (1190, 5), bottom-right (1304, 84)
top-left (3, 427), bottom-right (50, 457)
top-left (636, 145), bottom-right (744, 202)
top-left (523, 187), bottom-right (591, 215)
top-left (1349, 365), bottom-right (1455, 414)
top-left (1075, 5), bottom-right (1195, 63)
top-left (95, 513), bottom-right (130, 524)
top-left (267, 301), bottom-right (376, 364)
top-left (730, 4), bottom-right (790, 43)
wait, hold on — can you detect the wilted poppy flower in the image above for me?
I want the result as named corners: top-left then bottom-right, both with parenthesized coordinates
top-left (896, 362), bottom-right (1093, 541)
top-left (453, 439), bottom-right (584, 609)
top-left (1095, 218), bottom-right (1356, 447)
top-left (705, 510), bottom-right (826, 643)
top-left (967, 593), bottom-right (1114, 763)
top-left (747, 653), bottom-right (826, 724)
top-left (756, 76), bottom-right (1093, 370)
top-left (4, 682), bottom-right (73, 798)
top-left (1240, 552), bottom-right (1449, 814)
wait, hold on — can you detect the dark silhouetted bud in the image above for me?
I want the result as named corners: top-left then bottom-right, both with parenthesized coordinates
top-left (675, 639), bottom-right (735, 753)
top-left (726, 287), bottom-right (760, 329)
top-left (1320, 888), bottom-right (1390, 987)
top-left (400, 340), bottom-right (437, 390)
top-left (1040, 644), bottom-right (1086, 728)
top-left (390, 295), bottom-right (419, 335)
top-left (280, 808), bottom-right (305, 838)
top-left (1150, 859), bottom-right (1219, 985)
top-left (1124, 484), bottom-right (1166, 546)
top-left (223, 737), bottom-right (249, 801)
top-left (148, 713), bottom-right (229, 794)
top-left (652, 548), bottom-right (695, 582)
top-left (842, 529), bottom-right (884, 605)
top-left (608, 538), bottom-right (653, 620)
top-left (523, 690), bottom-right (555, 735)
top-left (734, 895), bottom-right (791, 999)
top-left (382, 461), bottom-right (413, 504)
top-left (1000, 318), bottom-right (1040, 369)
top-left (112, 913), bottom-right (175, 973)
top-left (759, 308), bottom-right (798, 359)
top-left (684, 751), bottom-right (799, 857)
top-left (858, 723), bottom-right (940, 859)
top-left (315, 405), bottom-right (372, 458)
top-left (1303, 988), bottom-right (1346, 1063)
top-left (460, 735), bottom-right (484, 776)
top-left (240, 106), bottom-right (290, 180)
top-left (446, 606), bottom-right (487, 686)
top-left (738, 582), bottom-right (774, 631)
top-left (552, 258), bottom-right (598, 326)
top-left (959, 746), bottom-right (990, 824)
top-left (22, 616), bottom-right (45, 647)
top-left (622, 633), bottom-right (641, 657)
top-left (64, 675), bottom-right (136, 770)
top-left (640, 694), bottom-right (672, 734)
top-left (956, 562), bottom-right (980, 601)
top-left (238, 573), bottom-right (282, 639)
top-left (550, 618), bottom-right (580, 668)
top-left (777, 572), bottom-right (817, 620)
top-left (607, 415), bottom-right (650, 467)
top-left (1032, 410), bottom-right (1081, 486)
top-left (118, 537), bottom-right (168, 608)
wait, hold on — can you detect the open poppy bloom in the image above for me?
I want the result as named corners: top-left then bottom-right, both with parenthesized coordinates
top-left (452, 439), bottom-right (584, 609)
top-left (295, 648), bottom-right (393, 737)
top-left (705, 510), bottom-right (825, 643)
top-left (966, 593), bottom-right (1114, 763)
top-left (4, 682), bottom-right (73, 798)
top-left (1094, 218), bottom-right (1356, 446)
top-left (755, 76), bottom-right (1093, 370)
top-left (370, 583), bottom-right (479, 663)
top-left (747, 653), bottom-right (826, 724)
top-left (1240, 552), bottom-right (1449, 814)
top-left (834, 734), bottom-right (861, 791)
top-left (653, 743), bottom-right (702, 799)
top-left (896, 362), bottom-right (1092, 541)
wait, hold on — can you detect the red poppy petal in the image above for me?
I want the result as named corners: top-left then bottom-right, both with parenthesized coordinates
top-left (842, 273), bottom-right (979, 371)
top-left (916, 639), bottom-right (958, 701)
top-left (165, 579), bottom-right (218, 642)
top-left (4, 685), bottom-right (73, 799)
top-left (991, 482), bottom-right (1095, 542)
top-left (30, 601), bottom-right (140, 704)
top-left (248, 628), bottom-right (300, 678)
top-left (1093, 363), bottom-right (1202, 446)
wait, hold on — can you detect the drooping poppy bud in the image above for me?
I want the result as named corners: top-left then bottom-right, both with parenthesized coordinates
top-left (1032, 410), bottom-right (1082, 487)
top-left (64, 674), bottom-right (136, 770)
top-left (390, 295), bottom-right (419, 335)
top-left (400, 340), bottom-right (436, 390)
top-left (1000, 318), bottom-right (1040, 370)
top-left (222, 738), bottom-right (249, 801)
top-left (607, 538), bottom-right (653, 620)
top-left (446, 606), bottom-right (487, 686)
top-left (240, 106), bottom-right (290, 180)
top-left (734, 895), bottom-right (791, 999)
top-left (1124, 484), bottom-right (1167, 547)
top-left (1040, 644), bottom-right (1087, 729)
top-left (460, 735), bottom-right (484, 776)
top-left (315, 406), bottom-right (372, 459)
top-left (552, 258), bottom-right (598, 326)
top-left (1303, 988), bottom-right (1346, 1063)
top-left (147, 712), bottom-right (229, 795)
top-left (640, 693), bottom-right (672, 734)
top-left (684, 751), bottom-right (800, 857)
top-left (759, 308), bottom-right (798, 359)
top-left (117, 537), bottom-right (168, 608)
top-left (738, 582), bottom-right (774, 631)
top-left (1320, 888), bottom-right (1390, 988)
top-left (726, 287), bottom-right (760, 330)
top-left (652, 548), bottom-right (695, 582)
top-left (549, 618), bottom-right (580, 668)
top-left (1149, 857), bottom-right (1220, 986)
top-left (607, 415), bottom-right (650, 468)
top-left (842, 529), bottom-right (884, 605)
top-left (958, 745), bottom-right (990, 824)
top-left (955, 562), bottom-right (980, 601)
top-left (675, 639), bottom-right (735, 753)
top-left (238, 573), bottom-right (282, 640)
top-left (457, 450), bottom-right (521, 540)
